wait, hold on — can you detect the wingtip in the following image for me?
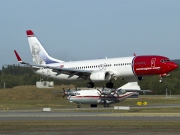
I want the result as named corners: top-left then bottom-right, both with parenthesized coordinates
top-left (14, 50), bottom-right (22, 62)
top-left (26, 30), bottom-right (34, 37)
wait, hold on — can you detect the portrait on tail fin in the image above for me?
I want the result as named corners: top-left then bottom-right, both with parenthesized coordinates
top-left (31, 43), bottom-right (45, 65)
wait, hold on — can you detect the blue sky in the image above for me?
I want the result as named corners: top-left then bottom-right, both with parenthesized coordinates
top-left (0, 0), bottom-right (180, 68)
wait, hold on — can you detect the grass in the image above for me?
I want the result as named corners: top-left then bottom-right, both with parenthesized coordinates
top-left (0, 85), bottom-right (180, 111)
top-left (0, 85), bottom-right (180, 132)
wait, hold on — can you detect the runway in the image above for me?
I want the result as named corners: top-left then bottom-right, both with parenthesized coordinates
top-left (0, 103), bottom-right (180, 121)
top-left (1, 111), bottom-right (180, 121)
top-left (1, 108), bottom-right (180, 135)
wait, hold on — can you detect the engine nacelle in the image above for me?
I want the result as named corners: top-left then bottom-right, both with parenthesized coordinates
top-left (90, 71), bottom-right (111, 81)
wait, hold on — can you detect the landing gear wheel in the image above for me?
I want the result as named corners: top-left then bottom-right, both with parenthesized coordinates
top-left (103, 104), bottom-right (109, 107)
top-left (77, 104), bottom-right (81, 108)
top-left (159, 79), bottom-right (163, 83)
top-left (90, 104), bottom-right (97, 107)
top-left (86, 82), bottom-right (94, 88)
top-left (159, 77), bottom-right (163, 83)
top-left (106, 82), bottom-right (114, 88)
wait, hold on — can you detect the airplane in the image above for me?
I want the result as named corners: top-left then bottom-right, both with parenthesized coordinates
top-left (14, 30), bottom-right (178, 88)
top-left (61, 84), bottom-right (152, 108)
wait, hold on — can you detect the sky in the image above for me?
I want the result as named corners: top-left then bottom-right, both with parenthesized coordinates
top-left (0, 0), bottom-right (180, 68)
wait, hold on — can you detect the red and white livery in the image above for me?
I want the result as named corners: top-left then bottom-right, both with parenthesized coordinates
top-left (14, 30), bottom-right (178, 88)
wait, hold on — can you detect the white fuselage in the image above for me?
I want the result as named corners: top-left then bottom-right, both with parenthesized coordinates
top-left (68, 90), bottom-right (135, 104)
top-left (34, 56), bottom-right (134, 80)
top-left (23, 30), bottom-right (178, 86)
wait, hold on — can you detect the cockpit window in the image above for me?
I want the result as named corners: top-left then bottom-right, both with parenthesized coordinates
top-left (161, 59), bottom-right (170, 63)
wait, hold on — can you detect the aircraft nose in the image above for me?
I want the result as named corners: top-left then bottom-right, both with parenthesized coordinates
top-left (169, 62), bottom-right (178, 71)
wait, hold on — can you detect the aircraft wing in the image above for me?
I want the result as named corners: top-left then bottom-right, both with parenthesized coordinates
top-left (30, 64), bottom-right (91, 77)
top-left (125, 89), bottom-right (152, 93)
top-left (117, 89), bottom-right (152, 93)
top-left (14, 50), bottom-right (92, 78)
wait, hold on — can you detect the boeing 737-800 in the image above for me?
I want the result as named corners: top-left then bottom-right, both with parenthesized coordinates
top-left (14, 30), bottom-right (178, 88)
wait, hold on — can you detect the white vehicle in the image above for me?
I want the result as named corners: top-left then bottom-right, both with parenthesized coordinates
top-left (14, 30), bottom-right (178, 88)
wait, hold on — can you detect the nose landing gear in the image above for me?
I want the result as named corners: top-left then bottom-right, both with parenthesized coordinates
top-left (159, 77), bottom-right (163, 83)
top-left (159, 73), bottom-right (170, 83)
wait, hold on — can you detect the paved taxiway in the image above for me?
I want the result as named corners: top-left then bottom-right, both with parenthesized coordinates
top-left (0, 104), bottom-right (180, 121)
top-left (1, 111), bottom-right (180, 121)
top-left (1, 107), bottom-right (180, 135)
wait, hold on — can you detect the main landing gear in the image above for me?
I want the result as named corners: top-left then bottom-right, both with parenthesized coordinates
top-left (91, 104), bottom-right (97, 107)
top-left (86, 82), bottom-right (114, 88)
top-left (103, 104), bottom-right (110, 107)
top-left (86, 82), bottom-right (95, 88)
top-left (77, 103), bottom-right (81, 108)
top-left (106, 82), bottom-right (114, 88)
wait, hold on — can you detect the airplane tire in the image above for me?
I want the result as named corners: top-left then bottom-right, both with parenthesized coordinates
top-left (77, 104), bottom-right (81, 108)
top-left (104, 104), bottom-right (109, 107)
top-left (90, 104), bottom-right (97, 107)
top-left (159, 79), bottom-right (163, 83)
top-left (106, 82), bottom-right (114, 88)
top-left (86, 82), bottom-right (94, 88)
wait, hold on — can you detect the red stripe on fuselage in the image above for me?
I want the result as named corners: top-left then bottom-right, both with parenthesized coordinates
top-left (70, 93), bottom-right (135, 99)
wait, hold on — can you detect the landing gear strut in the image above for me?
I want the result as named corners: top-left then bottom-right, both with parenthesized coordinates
top-left (159, 77), bottom-right (163, 83)
top-left (86, 82), bottom-right (95, 88)
top-left (106, 82), bottom-right (114, 88)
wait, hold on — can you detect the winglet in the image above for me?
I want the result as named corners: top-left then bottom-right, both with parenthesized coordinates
top-left (14, 50), bottom-right (27, 64)
top-left (26, 30), bottom-right (34, 37)
top-left (14, 50), bottom-right (22, 62)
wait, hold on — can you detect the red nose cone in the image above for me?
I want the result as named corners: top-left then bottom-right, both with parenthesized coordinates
top-left (173, 62), bottom-right (178, 69)
top-left (170, 62), bottom-right (178, 71)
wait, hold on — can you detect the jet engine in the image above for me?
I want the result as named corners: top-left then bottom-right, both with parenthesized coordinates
top-left (90, 71), bottom-right (111, 81)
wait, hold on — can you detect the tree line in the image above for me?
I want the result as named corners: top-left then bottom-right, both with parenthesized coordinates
top-left (0, 64), bottom-right (180, 95)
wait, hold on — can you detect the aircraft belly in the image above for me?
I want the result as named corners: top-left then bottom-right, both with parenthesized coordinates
top-left (34, 64), bottom-right (135, 81)
top-left (116, 66), bottom-right (134, 77)
top-left (100, 97), bottom-right (119, 104)
top-left (70, 97), bottom-right (99, 104)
